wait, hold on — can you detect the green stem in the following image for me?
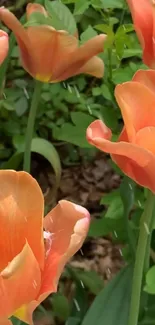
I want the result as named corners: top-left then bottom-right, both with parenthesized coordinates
top-left (128, 191), bottom-right (155, 325)
top-left (23, 80), bottom-right (42, 173)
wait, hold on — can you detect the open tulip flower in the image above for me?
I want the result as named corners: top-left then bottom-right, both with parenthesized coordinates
top-left (0, 29), bottom-right (8, 65)
top-left (0, 170), bottom-right (90, 325)
top-left (87, 69), bottom-right (155, 193)
top-left (126, 0), bottom-right (155, 68)
top-left (0, 3), bottom-right (106, 82)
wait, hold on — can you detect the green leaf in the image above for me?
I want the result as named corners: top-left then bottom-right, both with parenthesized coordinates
top-left (144, 266), bottom-right (155, 294)
top-left (80, 25), bottom-right (97, 43)
top-left (104, 197), bottom-right (123, 219)
top-left (11, 317), bottom-right (27, 325)
top-left (75, 270), bottom-right (104, 295)
top-left (31, 138), bottom-right (61, 189)
top-left (100, 190), bottom-right (123, 220)
top-left (45, 0), bottom-right (77, 34)
top-left (65, 317), bottom-right (80, 325)
top-left (53, 112), bottom-right (94, 148)
top-left (74, 0), bottom-right (90, 15)
top-left (89, 215), bottom-right (125, 240)
top-left (2, 138), bottom-right (61, 189)
top-left (120, 177), bottom-right (136, 256)
top-left (139, 304), bottom-right (155, 325)
top-left (81, 265), bottom-right (133, 325)
top-left (67, 267), bottom-right (88, 321)
top-left (95, 0), bottom-right (124, 8)
top-left (24, 11), bottom-right (52, 27)
top-left (92, 87), bottom-right (102, 97)
top-left (15, 96), bottom-right (28, 116)
top-left (51, 293), bottom-right (70, 321)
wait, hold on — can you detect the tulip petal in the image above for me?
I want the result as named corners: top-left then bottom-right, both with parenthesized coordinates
top-left (0, 30), bottom-right (8, 65)
top-left (0, 170), bottom-right (44, 271)
top-left (0, 320), bottom-right (12, 325)
top-left (38, 200), bottom-right (90, 300)
top-left (52, 34), bottom-right (106, 81)
top-left (136, 126), bottom-right (155, 154)
top-left (87, 119), bottom-right (155, 193)
top-left (26, 3), bottom-right (48, 19)
top-left (76, 56), bottom-right (104, 78)
top-left (133, 69), bottom-right (155, 94)
top-left (126, 0), bottom-right (154, 67)
top-left (115, 82), bottom-right (155, 138)
top-left (13, 301), bottom-right (38, 325)
top-left (25, 26), bottom-right (78, 81)
top-left (0, 243), bottom-right (41, 320)
top-left (0, 7), bottom-right (33, 72)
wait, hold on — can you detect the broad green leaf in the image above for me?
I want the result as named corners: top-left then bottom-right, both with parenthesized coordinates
top-left (51, 293), bottom-right (70, 321)
top-left (92, 87), bottom-right (102, 97)
top-left (67, 267), bottom-right (88, 321)
top-left (104, 197), bottom-right (123, 219)
top-left (65, 317), bottom-right (80, 325)
top-left (45, 0), bottom-right (77, 34)
top-left (120, 177), bottom-right (136, 257)
top-left (89, 215), bottom-right (125, 239)
top-left (1, 152), bottom-right (23, 170)
top-left (80, 25), bottom-right (97, 43)
top-left (112, 66), bottom-right (135, 84)
top-left (100, 190), bottom-right (123, 220)
top-left (53, 112), bottom-right (94, 148)
top-left (15, 96), bottom-right (28, 116)
top-left (31, 138), bottom-right (61, 189)
top-left (95, 0), bottom-right (124, 8)
top-left (75, 270), bottom-right (104, 295)
top-left (24, 12), bottom-right (52, 27)
top-left (81, 265), bottom-right (133, 325)
top-left (100, 189), bottom-right (120, 205)
top-left (74, 0), bottom-right (90, 15)
top-left (144, 266), bottom-right (155, 294)
top-left (2, 138), bottom-right (61, 189)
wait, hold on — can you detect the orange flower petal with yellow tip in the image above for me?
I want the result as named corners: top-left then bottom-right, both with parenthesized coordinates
top-left (0, 243), bottom-right (41, 320)
top-left (13, 301), bottom-right (38, 325)
top-left (26, 26), bottom-right (78, 81)
top-left (86, 120), bottom-right (155, 193)
top-left (37, 200), bottom-right (90, 301)
top-left (26, 3), bottom-right (48, 19)
top-left (0, 5), bottom-right (106, 82)
top-left (115, 82), bottom-right (155, 136)
top-left (133, 69), bottom-right (155, 93)
top-left (0, 170), bottom-right (44, 271)
top-left (0, 30), bottom-right (8, 65)
top-left (126, 0), bottom-right (155, 67)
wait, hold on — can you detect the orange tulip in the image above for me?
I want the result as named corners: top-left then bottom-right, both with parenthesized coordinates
top-left (0, 30), bottom-right (8, 65)
top-left (0, 3), bottom-right (106, 82)
top-left (0, 170), bottom-right (90, 324)
top-left (126, 0), bottom-right (155, 68)
top-left (86, 69), bottom-right (155, 193)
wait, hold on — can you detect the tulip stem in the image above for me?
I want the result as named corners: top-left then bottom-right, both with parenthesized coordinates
top-left (128, 190), bottom-right (155, 325)
top-left (23, 79), bottom-right (42, 173)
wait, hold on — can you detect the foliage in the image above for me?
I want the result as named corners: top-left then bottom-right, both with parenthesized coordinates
top-left (1, 0), bottom-right (155, 325)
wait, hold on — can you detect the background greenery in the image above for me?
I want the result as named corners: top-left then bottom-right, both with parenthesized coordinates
top-left (1, 1), bottom-right (155, 324)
